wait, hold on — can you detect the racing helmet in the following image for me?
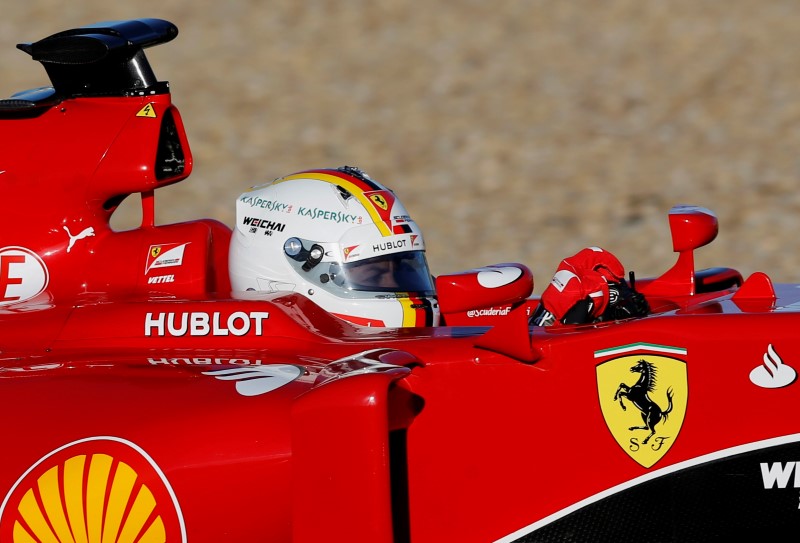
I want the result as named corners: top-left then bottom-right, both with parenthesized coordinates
top-left (229, 166), bottom-right (440, 327)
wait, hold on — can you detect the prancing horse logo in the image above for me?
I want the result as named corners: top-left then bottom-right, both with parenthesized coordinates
top-left (595, 343), bottom-right (688, 468)
top-left (614, 359), bottom-right (674, 445)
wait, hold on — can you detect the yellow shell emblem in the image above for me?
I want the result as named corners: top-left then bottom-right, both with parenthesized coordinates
top-left (0, 437), bottom-right (185, 543)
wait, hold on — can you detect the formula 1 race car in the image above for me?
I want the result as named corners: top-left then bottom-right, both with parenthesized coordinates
top-left (0, 18), bottom-right (797, 543)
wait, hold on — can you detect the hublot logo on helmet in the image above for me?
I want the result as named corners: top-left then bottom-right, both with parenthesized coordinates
top-left (373, 239), bottom-right (407, 252)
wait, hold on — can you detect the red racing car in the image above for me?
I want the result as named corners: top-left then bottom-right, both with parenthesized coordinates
top-left (0, 18), bottom-right (796, 543)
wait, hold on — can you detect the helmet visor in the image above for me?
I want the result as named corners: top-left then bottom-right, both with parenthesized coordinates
top-left (284, 236), bottom-right (435, 299)
top-left (330, 251), bottom-right (435, 294)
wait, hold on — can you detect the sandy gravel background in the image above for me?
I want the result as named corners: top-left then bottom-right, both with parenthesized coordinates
top-left (4, 1), bottom-right (800, 292)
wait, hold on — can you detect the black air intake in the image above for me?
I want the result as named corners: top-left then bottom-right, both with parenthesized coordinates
top-left (155, 108), bottom-right (186, 181)
top-left (16, 18), bottom-right (178, 98)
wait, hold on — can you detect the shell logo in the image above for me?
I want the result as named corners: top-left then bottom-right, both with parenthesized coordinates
top-left (0, 437), bottom-right (186, 543)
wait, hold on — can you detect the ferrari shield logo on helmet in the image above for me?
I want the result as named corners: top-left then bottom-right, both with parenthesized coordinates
top-left (358, 190), bottom-right (398, 236)
top-left (368, 192), bottom-right (389, 210)
top-left (595, 343), bottom-right (688, 468)
top-left (363, 190), bottom-right (395, 220)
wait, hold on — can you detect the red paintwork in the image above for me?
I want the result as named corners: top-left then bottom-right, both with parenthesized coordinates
top-left (1, 18), bottom-right (798, 543)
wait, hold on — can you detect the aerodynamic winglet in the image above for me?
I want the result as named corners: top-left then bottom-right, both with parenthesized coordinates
top-left (17, 18), bottom-right (177, 63)
top-left (474, 303), bottom-right (540, 363)
top-left (16, 18), bottom-right (178, 97)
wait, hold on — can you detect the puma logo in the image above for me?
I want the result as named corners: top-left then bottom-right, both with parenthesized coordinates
top-left (64, 226), bottom-right (95, 253)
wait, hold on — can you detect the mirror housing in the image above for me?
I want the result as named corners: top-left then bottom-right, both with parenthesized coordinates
top-left (435, 263), bottom-right (533, 325)
top-left (640, 205), bottom-right (718, 297)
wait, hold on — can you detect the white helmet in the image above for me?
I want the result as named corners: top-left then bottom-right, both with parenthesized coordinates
top-left (229, 166), bottom-right (439, 327)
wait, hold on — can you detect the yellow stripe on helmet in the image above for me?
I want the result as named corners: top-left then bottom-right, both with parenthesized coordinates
top-left (278, 172), bottom-right (393, 236)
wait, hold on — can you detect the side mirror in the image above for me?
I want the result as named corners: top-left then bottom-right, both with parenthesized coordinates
top-left (640, 205), bottom-right (718, 297)
top-left (668, 205), bottom-right (718, 252)
top-left (435, 263), bottom-right (533, 325)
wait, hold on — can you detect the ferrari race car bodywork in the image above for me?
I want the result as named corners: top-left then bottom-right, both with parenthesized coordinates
top-left (0, 18), bottom-right (798, 543)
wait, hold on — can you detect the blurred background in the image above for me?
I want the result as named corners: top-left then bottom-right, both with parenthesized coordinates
top-left (3, 1), bottom-right (800, 292)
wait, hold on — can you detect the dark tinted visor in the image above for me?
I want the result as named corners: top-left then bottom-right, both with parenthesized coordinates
top-left (331, 251), bottom-right (435, 294)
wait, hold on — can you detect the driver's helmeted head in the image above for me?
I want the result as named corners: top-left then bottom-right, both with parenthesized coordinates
top-left (229, 166), bottom-right (440, 327)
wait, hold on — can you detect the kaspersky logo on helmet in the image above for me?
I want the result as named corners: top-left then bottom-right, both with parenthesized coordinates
top-left (343, 234), bottom-right (423, 262)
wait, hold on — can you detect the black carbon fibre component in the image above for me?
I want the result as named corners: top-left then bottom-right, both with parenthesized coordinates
top-left (15, 19), bottom-right (177, 98)
top-left (513, 441), bottom-right (800, 542)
